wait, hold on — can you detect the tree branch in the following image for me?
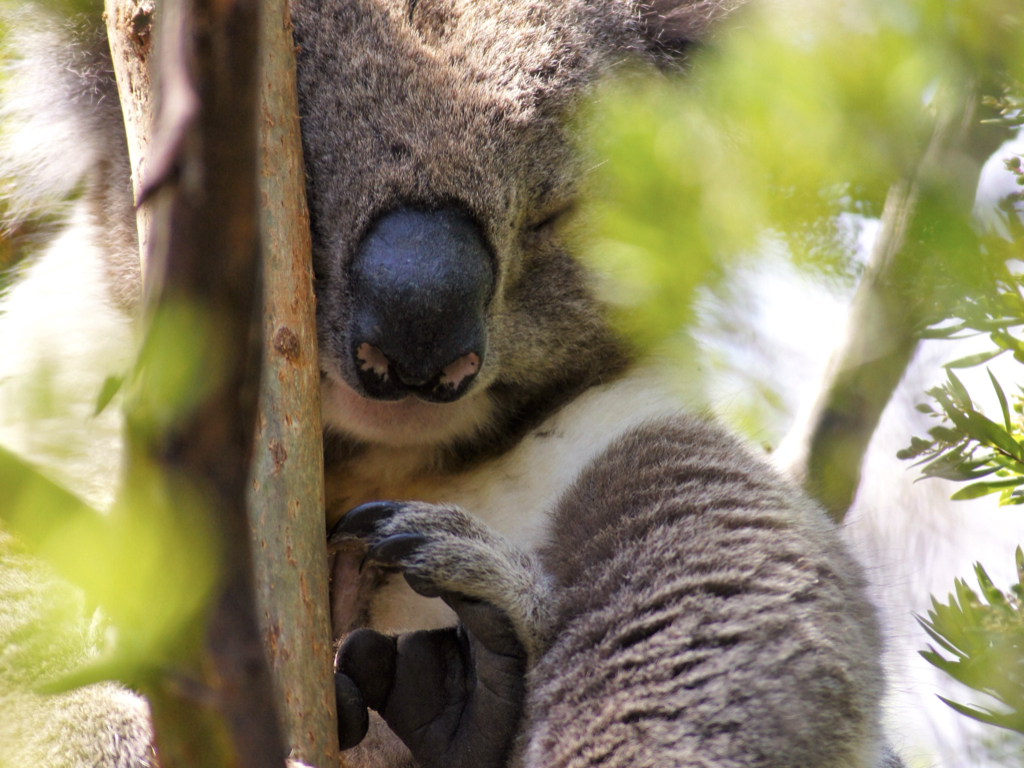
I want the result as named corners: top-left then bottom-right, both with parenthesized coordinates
top-left (247, 0), bottom-right (339, 762)
top-left (104, 0), bottom-right (155, 279)
top-left (776, 83), bottom-right (1012, 522)
top-left (108, 0), bottom-right (337, 760)
top-left (120, 0), bottom-right (287, 763)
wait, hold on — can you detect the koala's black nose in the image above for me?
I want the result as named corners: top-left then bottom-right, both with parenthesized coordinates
top-left (349, 207), bottom-right (493, 403)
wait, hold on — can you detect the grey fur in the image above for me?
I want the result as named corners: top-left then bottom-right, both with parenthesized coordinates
top-left (330, 501), bottom-right (552, 660)
top-left (0, 0), bottom-right (901, 766)
top-left (0, 9), bottom-right (139, 309)
top-left (524, 417), bottom-right (883, 767)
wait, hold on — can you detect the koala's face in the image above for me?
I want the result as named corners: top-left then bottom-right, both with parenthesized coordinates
top-left (291, 0), bottom-right (700, 449)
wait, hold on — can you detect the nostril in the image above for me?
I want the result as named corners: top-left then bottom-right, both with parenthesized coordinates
top-left (439, 352), bottom-right (480, 390)
top-left (353, 342), bottom-right (408, 401)
top-left (356, 343), bottom-right (391, 379)
top-left (352, 338), bottom-right (482, 402)
top-left (415, 350), bottom-right (482, 404)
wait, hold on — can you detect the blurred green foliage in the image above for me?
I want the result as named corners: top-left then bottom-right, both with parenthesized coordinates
top-left (581, 0), bottom-right (1023, 433)
top-left (0, 301), bottom-right (224, 695)
top-left (919, 552), bottom-right (1024, 734)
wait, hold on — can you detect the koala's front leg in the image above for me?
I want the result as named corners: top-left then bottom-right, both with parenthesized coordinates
top-left (327, 501), bottom-right (552, 768)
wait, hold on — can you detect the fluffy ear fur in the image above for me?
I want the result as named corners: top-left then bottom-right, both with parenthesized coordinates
top-left (636, 0), bottom-right (746, 57)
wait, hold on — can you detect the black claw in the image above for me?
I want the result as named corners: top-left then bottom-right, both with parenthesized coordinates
top-left (329, 501), bottom-right (404, 544)
top-left (404, 571), bottom-right (444, 598)
top-left (364, 533), bottom-right (429, 568)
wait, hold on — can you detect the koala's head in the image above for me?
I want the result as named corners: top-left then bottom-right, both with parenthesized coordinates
top-left (291, 0), bottom-right (735, 452)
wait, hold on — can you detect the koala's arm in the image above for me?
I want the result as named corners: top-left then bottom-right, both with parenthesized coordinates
top-left (0, 531), bottom-right (154, 768)
top-left (332, 415), bottom-right (894, 768)
top-left (519, 417), bottom-right (889, 768)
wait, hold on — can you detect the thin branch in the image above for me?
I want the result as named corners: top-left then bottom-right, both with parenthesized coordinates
top-left (103, 0), bottom-right (155, 278)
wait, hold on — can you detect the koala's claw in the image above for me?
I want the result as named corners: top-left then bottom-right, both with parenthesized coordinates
top-left (332, 500), bottom-right (552, 659)
top-left (328, 500), bottom-right (401, 543)
top-left (361, 533), bottom-right (429, 571)
top-left (329, 501), bottom-right (553, 767)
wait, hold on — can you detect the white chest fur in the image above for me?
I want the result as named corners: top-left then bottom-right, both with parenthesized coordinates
top-left (331, 372), bottom-right (684, 634)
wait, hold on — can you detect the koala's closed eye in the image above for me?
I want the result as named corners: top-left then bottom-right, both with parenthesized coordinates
top-left (526, 203), bottom-right (576, 240)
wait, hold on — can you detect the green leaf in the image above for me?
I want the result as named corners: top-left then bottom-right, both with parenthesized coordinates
top-left (926, 424), bottom-right (963, 444)
top-left (944, 349), bottom-right (1005, 369)
top-left (946, 369), bottom-right (973, 410)
top-left (967, 412), bottom-right (1024, 464)
top-left (0, 444), bottom-right (107, 555)
top-left (950, 479), bottom-right (1024, 501)
top-left (938, 697), bottom-right (1024, 733)
top-left (94, 375), bottom-right (124, 417)
top-left (896, 435), bottom-right (935, 460)
top-left (989, 368), bottom-right (1013, 433)
top-left (930, 390), bottom-right (973, 433)
top-left (916, 615), bottom-right (964, 658)
top-left (991, 330), bottom-right (1024, 354)
top-left (974, 563), bottom-right (1009, 609)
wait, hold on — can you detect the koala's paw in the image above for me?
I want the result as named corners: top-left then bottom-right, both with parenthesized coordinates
top-left (328, 501), bottom-right (551, 768)
top-left (328, 500), bottom-right (551, 656)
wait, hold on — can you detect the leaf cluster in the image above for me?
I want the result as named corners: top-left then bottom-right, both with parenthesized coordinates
top-left (982, 86), bottom-right (1024, 131)
top-left (900, 238), bottom-right (1024, 501)
top-left (898, 367), bottom-right (1024, 504)
top-left (918, 550), bottom-right (1024, 734)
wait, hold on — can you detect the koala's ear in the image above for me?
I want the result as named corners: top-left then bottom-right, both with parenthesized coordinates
top-left (637, 0), bottom-right (742, 58)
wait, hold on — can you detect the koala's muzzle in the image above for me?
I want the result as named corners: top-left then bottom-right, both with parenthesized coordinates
top-left (349, 208), bottom-right (493, 403)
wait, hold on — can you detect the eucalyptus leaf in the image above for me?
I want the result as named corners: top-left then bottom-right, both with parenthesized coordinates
top-left (988, 368), bottom-right (1012, 433)
top-left (943, 349), bottom-right (1005, 369)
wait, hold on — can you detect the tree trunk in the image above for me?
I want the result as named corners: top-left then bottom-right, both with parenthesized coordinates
top-left (248, 0), bottom-right (340, 763)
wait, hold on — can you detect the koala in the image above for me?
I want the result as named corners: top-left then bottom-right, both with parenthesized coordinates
top-left (0, 0), bottom-right (903, 767)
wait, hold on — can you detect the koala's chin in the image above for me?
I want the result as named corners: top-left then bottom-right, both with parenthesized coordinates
top-left (320, 373), bottom-right (495, 448)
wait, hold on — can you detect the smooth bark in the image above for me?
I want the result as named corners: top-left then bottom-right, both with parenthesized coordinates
top-left (248, 0), bottom-right (339, 763)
